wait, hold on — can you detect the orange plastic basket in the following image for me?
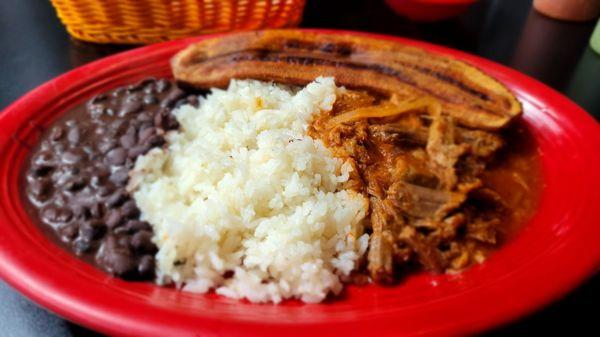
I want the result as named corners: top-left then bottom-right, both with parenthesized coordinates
top-left (50, 0), bottom-right (306, 44)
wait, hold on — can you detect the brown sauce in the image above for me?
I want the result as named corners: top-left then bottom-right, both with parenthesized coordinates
top-left (308, 91), bottom-right (543, 281)
top-left (483, 121), bottom-right (543, 242)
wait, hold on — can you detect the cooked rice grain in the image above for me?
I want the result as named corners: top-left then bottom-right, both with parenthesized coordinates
top-left (129, 77), bottom-right (369, 303)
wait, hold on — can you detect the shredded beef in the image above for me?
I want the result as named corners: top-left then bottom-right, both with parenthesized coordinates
top-left (308, 90), bottom-right (510, 282)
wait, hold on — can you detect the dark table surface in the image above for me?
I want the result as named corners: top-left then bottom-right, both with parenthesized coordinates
top-left (1, 0), bottom-right (599, 336)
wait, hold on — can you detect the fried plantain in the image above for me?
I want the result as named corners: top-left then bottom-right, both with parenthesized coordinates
top-left (172, 30), bottom-right (521, 130)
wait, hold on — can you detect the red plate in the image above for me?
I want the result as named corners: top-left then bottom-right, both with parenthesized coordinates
top-left (1, 30), bottom-right (599, 337)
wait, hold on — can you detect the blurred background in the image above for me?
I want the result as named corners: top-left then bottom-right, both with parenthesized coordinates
top-left (0, 0), bottom-right (598, 336)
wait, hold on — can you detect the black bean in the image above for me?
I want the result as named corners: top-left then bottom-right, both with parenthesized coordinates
top-left (66, 166), bottom-right (80, 176)
top-left (33, 151), bottom-right (54, 166)
top-left (98, 140), bottom-right (117, 154)
top-left (88, 96), bottom-right (108, 116)
top-left (107, 251), bottom-right (136, 276)
top-left (91, 93), bottom-right (107, 104)
top-left (113, 226), bottom-right (129, 235)
top-left (40, 140), bottom-right (52, 151)
top-left (53, 194), bottom-right (68, 207)
top-left (89, 202), bottom-right (104, 219)
top-left (58, 223), bottom-right (79, 241)
top-left (61, 150), bottom-right (85, 164)
top-left (126, 93), bottom-right (143, 102)
top-left (30, 165), bottom-right (54, 177)
top-left (106, 191), bottom-right (127, 208)
top-left (137, 255), bottom-right (155, 277)
top-left (73, 238), bottom-right (92, 254)
top-left (143, 85), bottom-right (155, 95)
top-left (102, 234), bottom-right (119, 249)
top-left (105, 147), bottom-right (127, 166)
top-left (138, 124), bottom-right (154, 138)
top-left (88, 153), bottom-right (101, 163)
top-left (153, 111), bottom-right (164, 128)
top-left (119, 100), bottom-right (142, 116)
top-left (138, 127), bottom-right (156, 143)
top-left (136, 112), bottom-right (153, 123)
top-left (90, 169), bottom-right (109, 187)
top-left (126, 83), bottom-right (143, 93)
top-left (127, 144), bottom-right (152, 158)
top-left (174, 99), bottom-right (188, 109)
top-left (41, 207), bottom-right (58, 222)
top-left (89, 106), bottom-right (105, 118)
top-left (106, 210), bottom-right (125, 229)
top-left (165, 116), bottom-right (179, 130)
top-left (143, 94), bottom-right (158, 105)
top-left (112, 87), bottom-right (125, 97)
top-left (50, 126), bottom-right (64, 141)
top-left (109, 167), bottom-right (129, 186)
top-left (29, 178), bottom-right (52, 197)
top-left (57, 208), bottom-right (74, 223)
top-left (121, 200), bottom-right (140, 219)
top-left (130, 230), bottom-right (155, 253)
top-left (97, 185), bottom-right (115, 197)
top-left (79, 220), bottom-right (106, 241)
top-left (67, 127), bottom-right (81, 144)
top-left (160, 87), bottom-right (184, 108)
top-left (145, 135), bottom-right (165, 147)
top-left (119, 132), bottom-right (137, 148)
top-left (126, 124), bottom-right (137, 134)
top-left (72, 205), bottom-right (91, 219)
top-left (117, 235), bottom-right (130, 247)
top-left (64, 176), bottom-right (86, 192)
top-left (127, 119), bottom-right (140, 131)
top-left (124, 159), bottom-right (135, 170)
top-left (82, 146), bottom-right (94, 155)
top-left (137, 78), bottom-right (156, 88)
top-left (95, 126), bottom-right (107, 136)
top-left (42, 206), bottom-right (73, 223)
top-left (156, 79), bottom-right (171, 93)
top-left (186, 95), bottom-right (199, 107)
top-left (109, 119), bottom-right (128, 136)
top-left (125, 220), bottom-right (151, 232)
top-left (53, 142), bottom-right (66, 153)
top-left (78, 224), bottom-right (94, 242)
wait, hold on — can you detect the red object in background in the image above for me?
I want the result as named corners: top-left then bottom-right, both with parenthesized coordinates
top-left (1, 30), bottom-right (600, 337)
top-left (385, 0), bottom-right (479, 21)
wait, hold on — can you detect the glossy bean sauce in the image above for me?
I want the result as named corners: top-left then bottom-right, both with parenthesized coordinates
top-left (21, 78), bottom-right (200, 280)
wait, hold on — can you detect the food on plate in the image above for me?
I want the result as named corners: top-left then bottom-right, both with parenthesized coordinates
top-left (21, 30), bottom-right (541, 303)
top-left (171, 30), bottom-right (520, 130)
top-left (172, 30), bottom-right (540, 283)
top-left (128, 78), bottom-right (368, 303)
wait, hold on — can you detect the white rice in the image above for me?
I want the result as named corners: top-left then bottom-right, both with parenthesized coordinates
top-left (128, 77), bottom-right (369, 303)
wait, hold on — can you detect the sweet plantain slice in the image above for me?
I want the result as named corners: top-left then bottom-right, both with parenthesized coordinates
top-left (172, 30), bottom-right (521, 130)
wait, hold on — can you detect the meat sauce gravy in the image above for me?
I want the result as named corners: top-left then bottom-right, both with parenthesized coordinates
top-left (482, 121), bottom-right (542, 242)
top-left (20, 78), bottom-right (201, 280)
top-left (309, 91), bottom-right (542, 282)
